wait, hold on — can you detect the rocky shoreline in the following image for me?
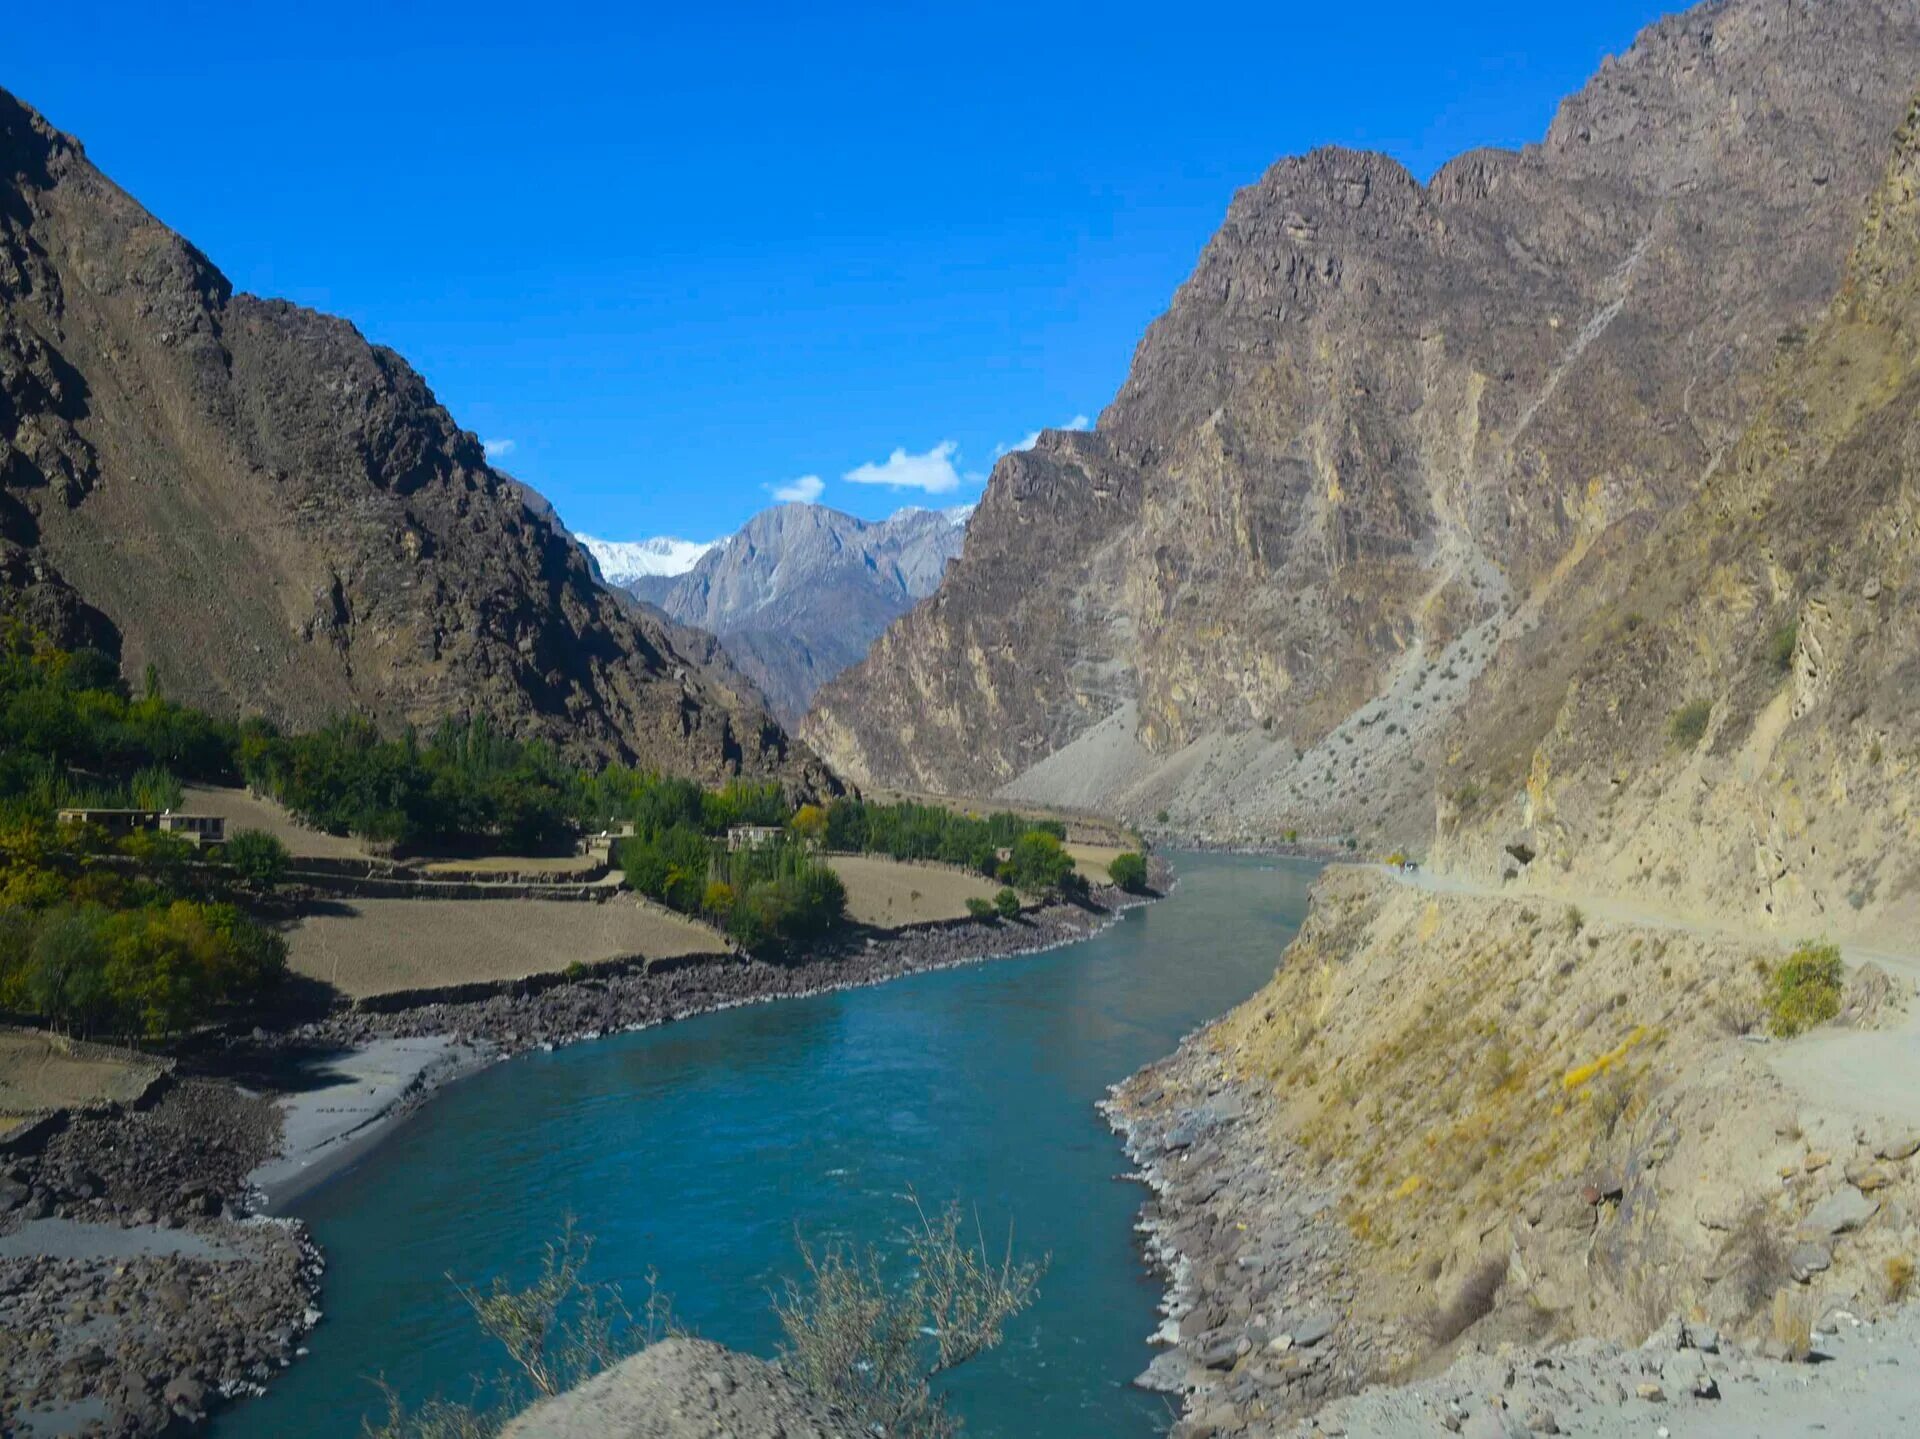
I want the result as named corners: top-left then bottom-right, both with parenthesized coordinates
top-left (1103, 1033), bottom-right (1388, 1438)
top-left (3, 878), bottom-right (1160, 1439)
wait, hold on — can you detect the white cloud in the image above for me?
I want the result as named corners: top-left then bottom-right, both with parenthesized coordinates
top-left (843, 440), bottom-right (971, 494)
top-left (992, 413), bottom-right (1092, 460)
top-left (483, 437), bottom-right (516, 460)
top-left (768, 473), bottom-right (825, 504)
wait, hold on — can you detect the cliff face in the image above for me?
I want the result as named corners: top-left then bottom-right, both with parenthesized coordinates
top-left (1111, 98), bottom-right (1920, 1426)
top-left (804, 0), bottom-right (1920, 835)
top-left (1435, 91), bottom-right (1920, 951)
top-left (0, 88), bottom-right (824, 786)
top-left (628, 505), bottom-right (964, 726)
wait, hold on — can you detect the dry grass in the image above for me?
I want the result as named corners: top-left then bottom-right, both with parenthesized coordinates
top-left (1063, 843), bottom-right (1132, 882)
top-left (0, 1028), bottom-right (165, 1119)
top-left (1771, 1289), bottom-right (1813, 1361)
top-left (1721, 1204), bottom-right (1792, 1316)
top-left (285, 897), bottom-right (725, 998)
top-left (827, 855), bottom-right (1001, 928)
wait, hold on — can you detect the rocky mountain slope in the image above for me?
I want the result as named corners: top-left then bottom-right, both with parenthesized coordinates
top-left (1104, 87), bottom-right (1920, 1435)
top-left (1433, 85), bottom-right (1920, 951)
top-left (619, 504), bottom-right (964, 724)
top-left (804, 0), bottom-right (1920, 841)
top-left (0, 87), bottom-right (820, 784)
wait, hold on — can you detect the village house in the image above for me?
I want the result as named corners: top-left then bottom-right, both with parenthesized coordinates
top-left (726, 824), bottom-right (783, 852)
top-left (56, 808), bottom-right (227, 847)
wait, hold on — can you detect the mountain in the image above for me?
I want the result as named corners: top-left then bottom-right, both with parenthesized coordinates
top-left (802, 0), bottom-right (1920, 836)
top-left (610, 504), bottom-right (965, 725)
top-left (1433, 85), bottom-right (1920, 948)
top-left (579, 534), bottom-right (718, 588)
top-left (0, 87), bottom-right (825, 787)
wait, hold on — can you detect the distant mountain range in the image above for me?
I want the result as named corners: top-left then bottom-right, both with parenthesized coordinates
top-left (579, 534), bottom-right (720, 587)
top-left (586, 506), bottom-right (966, 725)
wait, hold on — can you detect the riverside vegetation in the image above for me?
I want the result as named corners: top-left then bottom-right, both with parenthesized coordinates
top-left (371, 1198), bottom-right (1045, 1439)
top-left (0, 620), bottom-right (1109, 1037)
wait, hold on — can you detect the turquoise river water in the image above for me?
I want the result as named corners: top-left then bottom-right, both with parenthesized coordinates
top-left (216, 852), bottom-right (1320, 1438)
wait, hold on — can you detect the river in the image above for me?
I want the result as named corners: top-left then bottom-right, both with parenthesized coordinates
top-left (216, 852), bottom-right (1321, 1438)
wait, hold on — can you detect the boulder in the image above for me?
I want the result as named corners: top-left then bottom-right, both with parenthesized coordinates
top-left (1798, 1187), bottom-right (1879, 1238)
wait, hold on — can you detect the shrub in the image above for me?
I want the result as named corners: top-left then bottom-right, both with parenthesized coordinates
top-left (993, 887), bottom-right (1021, 920)
top-left (1771, 1289), bottom-right (1812, 1362)
top-left (1886, 1255), bottom-right (1915, 1304)
top-left (965, 896), bottom-right (995, 922)
top-left (1005, 830), bottom-right (1074, 895)
top-left (1668, 699), bottom-right (1712, 750)
top-left (1155, 809), bottom-right (1169, 825)
top-left (221, 828), bottom-right (289, 889)
top-left (1765, 942), bottom-right (1844, 1037)
top-left (775, 1196), bottom-right (1046, 1439)
top-left (789, 803), bottom-right (828, 843)
top-left (1769, 621), bottom-right (1799, 674)
top-left (130, 765), bottom-right (184, 812)
top-left (1106, 851), bottom-right (1149, 892)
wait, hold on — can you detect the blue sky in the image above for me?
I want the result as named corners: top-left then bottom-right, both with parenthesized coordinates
top-left (11, 1), bottom-right (1672, 541)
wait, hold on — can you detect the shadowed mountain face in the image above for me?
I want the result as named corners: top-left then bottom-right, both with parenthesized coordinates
top-left (0, 88), bottom-right (828, 788)
top-left (621, 505), bottom-right (964, 725)
top-left (802, 0), bottom-right (1920, 835)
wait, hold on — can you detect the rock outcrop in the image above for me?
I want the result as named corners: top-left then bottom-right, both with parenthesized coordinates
top-left (0, 87), bottom-right (821, 785)
top-left (1435, 86), bottom-right (1920, 951)
top-left (805, 0), bottom-right (1920, 840)
top-left (500, 1339), bottom-right (860, 1439)
top-left (622, 504), bottom-right (964, 725)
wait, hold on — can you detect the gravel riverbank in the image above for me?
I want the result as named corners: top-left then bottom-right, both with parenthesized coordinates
top-left (3, 879), bottom-right (1159, 1438)
top-left (1104, 1035), bottom-right (1384, 1437)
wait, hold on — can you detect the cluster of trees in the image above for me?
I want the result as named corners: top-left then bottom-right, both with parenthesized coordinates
top-left (241, 716), bottom-right (797, 858)
top-left (821, 799), bottom-right (1060, 875)
top-left (0, 625), bottom-right (237, 824)
top-left (0, 820), bottom-right (287, 1037)
top-left (240, 715), bottom-right (588, 854)
top-left (616, 807), bottom-right (845, 955)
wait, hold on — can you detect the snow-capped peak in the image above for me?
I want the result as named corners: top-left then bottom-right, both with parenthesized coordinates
top-left (578, 534), bottom-right (719, 585)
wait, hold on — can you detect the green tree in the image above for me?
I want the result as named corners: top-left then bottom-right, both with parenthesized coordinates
top-left (1106, 852), bottom-right (1149, 892)
top-left (222, 828), bottom-right (290, 889)
top-left (993, 887), bottom-right (1021, 920)
top-left (1005, 830), bottom-right (1073, 895)
top-left (965, 896), bottom-right (995, 922)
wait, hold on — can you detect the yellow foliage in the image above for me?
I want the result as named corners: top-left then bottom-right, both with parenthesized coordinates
top-left (1395, 1174), bottom-right (1425, 1199)
top-left (1562, 1026), bottom-right (1648, 1090)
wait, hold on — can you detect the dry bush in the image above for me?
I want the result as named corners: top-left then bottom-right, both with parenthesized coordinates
top-left (1721, 1205), bottom-right (1791, 1315)
top-left (1885, 1255), bottom-right (1915, 1304)
top-left (1771, 1289), bottom-right (1812, 1361)
top-left (1424, 1257), bottom-right (1508, 1346)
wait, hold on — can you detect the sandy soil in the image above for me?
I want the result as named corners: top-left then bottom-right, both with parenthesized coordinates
top-left (248, 1036), bottom-right (489, 1210)
top-left (180, 783), bottom-right (370, 859)
top-left (827, 854), bottom-right (1001, 926)
top-left (284, 896), bottom-right (726, 998)
top-left (0, 1029), bottom-right (165, 1121)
